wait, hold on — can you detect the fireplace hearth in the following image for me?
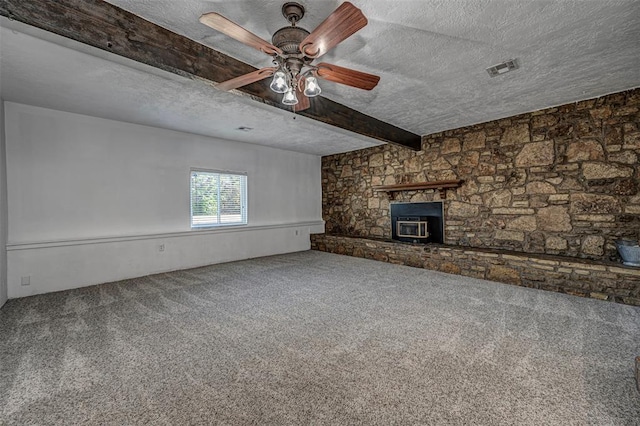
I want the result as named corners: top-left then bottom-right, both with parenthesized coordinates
top-left (391, 202), bottom-right (444, 244)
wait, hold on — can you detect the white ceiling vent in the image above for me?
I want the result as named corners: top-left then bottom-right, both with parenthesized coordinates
top-left (486, 59), bottom-right (519, 77)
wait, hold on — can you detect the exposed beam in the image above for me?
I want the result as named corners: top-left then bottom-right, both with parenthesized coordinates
top-left (0, 0), bottom-right (422, 150)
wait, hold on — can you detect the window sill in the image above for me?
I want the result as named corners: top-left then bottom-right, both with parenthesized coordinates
top-left (191, 223), bottom-right (248, 230)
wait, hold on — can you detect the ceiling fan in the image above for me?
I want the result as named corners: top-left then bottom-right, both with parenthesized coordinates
top-left (199, 2), bottom-right (380, 111)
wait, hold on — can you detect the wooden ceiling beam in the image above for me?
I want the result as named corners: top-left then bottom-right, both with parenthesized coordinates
top-left (0, 0), bottom-right (422, 150)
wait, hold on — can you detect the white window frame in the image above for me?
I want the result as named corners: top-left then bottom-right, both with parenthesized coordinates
top-left (190, 169), bottom-right (248, 228)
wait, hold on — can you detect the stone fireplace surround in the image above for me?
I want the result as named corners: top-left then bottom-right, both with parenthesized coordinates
top-left (315, 89), bottom-right (640, 306)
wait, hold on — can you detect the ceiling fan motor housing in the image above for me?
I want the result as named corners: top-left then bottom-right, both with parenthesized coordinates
top-left (274, 1), bottom-right (312, 63)
top-left (272, 26), bottom-right (311, 57)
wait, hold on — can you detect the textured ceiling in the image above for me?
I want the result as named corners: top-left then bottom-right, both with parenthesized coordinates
top-left (0, 20), bottom-right (380, 156)
top-left (2, 1), bottom-right (640, 155)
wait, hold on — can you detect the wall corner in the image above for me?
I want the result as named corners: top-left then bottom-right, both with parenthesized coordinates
top-left (0, 99), bottom-right (7, 308)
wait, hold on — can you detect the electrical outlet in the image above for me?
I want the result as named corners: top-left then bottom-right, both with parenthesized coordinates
top-left (21, 276), bottom-right (30, 286)
top-left (158, 244), bottom-right (165, 252)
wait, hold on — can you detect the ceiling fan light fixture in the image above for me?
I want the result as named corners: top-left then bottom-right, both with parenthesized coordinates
top-left (282, 86), bottom-right (299, 105)
top-left (303, 76), bottom-right (321, 97)
top-left (201, 2), bottom-right (379, 112)
top-left (270, 71), bottom-right (289, 93)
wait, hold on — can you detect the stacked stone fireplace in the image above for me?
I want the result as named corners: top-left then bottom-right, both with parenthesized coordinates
top-left (314, 89), bottom-right (640, 306)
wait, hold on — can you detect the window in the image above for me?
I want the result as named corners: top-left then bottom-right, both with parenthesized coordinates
top-left (190, 170), bottom-right (247, 228)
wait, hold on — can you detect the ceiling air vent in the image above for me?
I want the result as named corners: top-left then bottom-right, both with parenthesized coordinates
top-left (486, 59), bottom-right (519, 77)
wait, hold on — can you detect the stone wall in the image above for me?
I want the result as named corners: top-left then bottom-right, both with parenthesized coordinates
top-left (311, 234), bottom-right (640, 306)
top-left (322, 89), bottom-right (640, 261)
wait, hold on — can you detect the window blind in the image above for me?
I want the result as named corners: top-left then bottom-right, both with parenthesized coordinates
top-left (190, 170), bottom-right (247, 227)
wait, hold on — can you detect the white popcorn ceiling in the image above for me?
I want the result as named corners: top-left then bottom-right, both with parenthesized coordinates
top-left (2, 1), bottom-right (640, 155)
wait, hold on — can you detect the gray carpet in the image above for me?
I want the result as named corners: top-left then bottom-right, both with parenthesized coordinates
top-left (1, 250), bottom-right (639, 425)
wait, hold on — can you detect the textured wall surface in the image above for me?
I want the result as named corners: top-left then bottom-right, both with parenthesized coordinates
top-left (322, 89), bottom-right (640, 261)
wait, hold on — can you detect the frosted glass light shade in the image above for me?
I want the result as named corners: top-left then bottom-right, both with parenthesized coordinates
top-left (282, 87), bottom-right (298, 105)
top-left (269, 71), bottom-right (288, 93)
top-left (303, 76), bottom-right (321, 97)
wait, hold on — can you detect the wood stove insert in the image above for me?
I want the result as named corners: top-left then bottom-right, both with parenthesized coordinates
top-left (391, 202), bottom-right (444, 244)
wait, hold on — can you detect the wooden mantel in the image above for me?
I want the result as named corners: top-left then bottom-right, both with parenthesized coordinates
top-left (373, 180), bottom-right (464, 199)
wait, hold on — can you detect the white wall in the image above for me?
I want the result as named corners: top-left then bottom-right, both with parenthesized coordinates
top-left (0, 100), bottom-right (8, 307)
top-left (5, 102), bottom-right (323, 298)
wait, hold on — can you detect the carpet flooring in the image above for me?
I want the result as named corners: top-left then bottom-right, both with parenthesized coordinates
top-left (1, 250), bottom-right (639, 425)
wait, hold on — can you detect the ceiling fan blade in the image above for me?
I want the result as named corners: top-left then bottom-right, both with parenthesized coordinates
top-left (316, 62), bottom-right (380, 90)
top-left (216, 67), bottom-right (277, 91)
top-left (299, 2), bottom-right (367, 59)
top-left (199, 12), bottom-right (282, 56)
top-left (294, 78), bottom-right (311, 112)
